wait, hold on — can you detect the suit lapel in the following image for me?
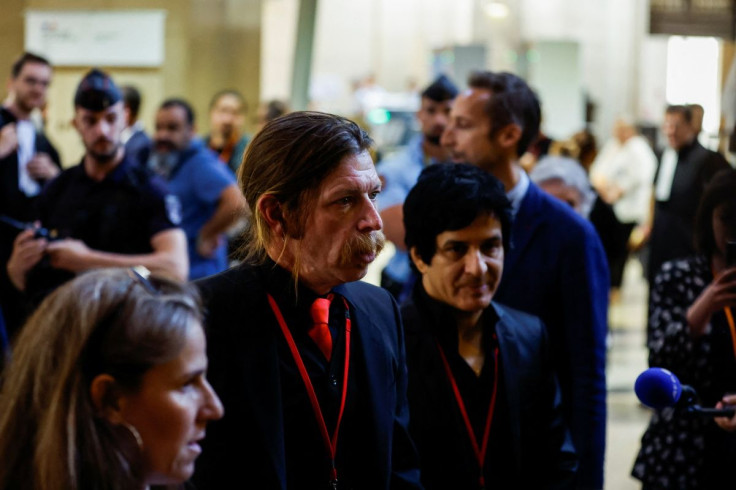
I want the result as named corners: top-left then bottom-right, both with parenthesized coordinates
top-left (494, 306), bottom-right (524, 471)
top-left (506, 183), bottom-right (544, 274)
top-left (336, 285), bottom-right (393, 475)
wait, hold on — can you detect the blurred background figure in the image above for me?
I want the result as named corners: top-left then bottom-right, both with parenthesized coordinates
top-left (121, 84), bottom-right (152, 166)
top-left (648, 104), bottom-right (730, 285)
top-left (0, 268), bottom-right (223, 489)
top-left (0, 52), bottom-right (61, 335)
top-left (632, 168), bottom-right (736, 489)
top-left (530, 155), bottom-right (622, 283)
top-left (590, 117), bottom-right (657, 299)
top-left (4, 68), bottom-right (188, 339)
top-left (255, 99), bottom-right (289, 133)
top-left (375, 74), bottom-right (458, 300)
top-left (204, 89), bottom-right (250, 174)
top-left (150, 98), bottom-right (243, 280)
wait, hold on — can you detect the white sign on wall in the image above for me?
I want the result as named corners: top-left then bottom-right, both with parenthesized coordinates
top-left (25, 10), bottom-right (166, 67)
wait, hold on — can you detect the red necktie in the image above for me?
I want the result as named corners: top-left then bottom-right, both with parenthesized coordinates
top-left (309, 294), bottom-right (334, 361)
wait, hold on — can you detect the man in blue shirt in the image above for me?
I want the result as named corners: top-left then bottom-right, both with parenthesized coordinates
top-left (150, 98), bottom-right (244, 280)
top-left (376, 75), bottom-right (458, 299)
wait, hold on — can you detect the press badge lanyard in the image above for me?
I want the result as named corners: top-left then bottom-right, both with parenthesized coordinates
top-left (267, 294), bottom-right (351, 489)
top-left (436, 338), bottom-right (499, 490)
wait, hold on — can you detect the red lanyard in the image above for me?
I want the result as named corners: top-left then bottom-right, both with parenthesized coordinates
top-left (436, 339), bottom-right (499, 490)
top-left (267, 294), bottom-right (351, 488)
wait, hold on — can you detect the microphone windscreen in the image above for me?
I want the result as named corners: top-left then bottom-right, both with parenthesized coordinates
top-left (635, 368), bottom-right (682, 409)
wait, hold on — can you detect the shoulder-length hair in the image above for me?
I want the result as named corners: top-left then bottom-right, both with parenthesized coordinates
top-left (0, 268), bottom-right (201, 490)
top-left (236, 111), bottom-right (373, 265)
top-left (695, 168), bottom-right (736, 258)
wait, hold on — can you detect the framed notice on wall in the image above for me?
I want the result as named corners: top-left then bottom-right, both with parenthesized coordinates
top-left (24, 10), bottom-right (166, 67)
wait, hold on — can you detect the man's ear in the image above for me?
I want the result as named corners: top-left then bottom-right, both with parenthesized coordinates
top-left (409, 247), bottom-right (430, 275)
top-left (89, 374), bottom-right (125, 424)
top-left (257, 194), bottom-right (286, 237)
top-left (496, 123), bottom-right (522, 151)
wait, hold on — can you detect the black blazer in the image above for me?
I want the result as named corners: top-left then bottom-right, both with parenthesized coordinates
top-left (0, 107), bottom-right (61, 224)
top-left (0, 107), bottom-right (61, 339)
top-left (401, 296), bottom-right (578, 489)
top-left (193, 263), bottom-right (422, 489)
top-left (650, 140), bottom-right (730, 281)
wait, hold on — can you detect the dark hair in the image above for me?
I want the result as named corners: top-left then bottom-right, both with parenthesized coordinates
top-left (467, 71), bottom-right (541, 156)
top-left (403, 163), bottom-right (512, 269)
top-left (264, 100), bottom-right (288, 122)
top-left (121, 85), bottom-right (142, 120)
top-left (209, 89), bottom-right (247, 113)
top-left (665, 104), bottom-right (693, 124)
top-left (239, 111), bottom-right (373, 264)
top-left (11, 52), bottom-right (51, 78)
top-left (160, 98), bottom-right (195, 125)
top-left (421, 74), bottom-right (458, 102)
top-left (695, 168), bottom-right (736, 257)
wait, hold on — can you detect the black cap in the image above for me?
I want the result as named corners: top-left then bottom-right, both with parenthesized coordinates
top-left (421, 74), bottom-right (459, 102)
top-left (74, 68), bottom-right (122, 111)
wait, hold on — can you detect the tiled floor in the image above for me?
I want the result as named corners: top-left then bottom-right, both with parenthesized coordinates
top-left (605, 258), bottom-right (650, 489)
top-left (366, 248), bottom-right (652, 489)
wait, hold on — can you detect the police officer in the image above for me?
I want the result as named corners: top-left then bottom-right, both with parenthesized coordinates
top-left (5, 69), bottom-right (188, 333)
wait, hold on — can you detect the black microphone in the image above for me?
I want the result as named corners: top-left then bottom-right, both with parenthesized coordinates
top-left (634, 367), bottom-right (735, 417)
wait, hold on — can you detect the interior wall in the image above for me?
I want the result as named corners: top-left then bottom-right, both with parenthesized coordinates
top-left (1, 0), bottom-right (261, 167)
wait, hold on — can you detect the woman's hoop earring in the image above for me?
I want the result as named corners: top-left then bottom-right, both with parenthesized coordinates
top-left (122, 422), bottom-right (143, 450)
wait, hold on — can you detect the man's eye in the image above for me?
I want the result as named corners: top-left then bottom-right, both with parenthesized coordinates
top-left (481, 243), bottom-right (501, 256)
top-left (445, 244), bottom-right (467, 258)
top-left (369, 191), bottom-right (380, 201)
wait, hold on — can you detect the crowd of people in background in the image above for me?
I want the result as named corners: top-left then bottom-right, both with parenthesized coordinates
top-left (0, 48), bottom-right (734, 490)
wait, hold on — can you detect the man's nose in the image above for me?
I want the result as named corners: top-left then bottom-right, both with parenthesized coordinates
top-left (440, 126), bottom-right (454, 148)
top-left (464, 249), bottom-right (487, 276)
top-left (358, 198), bottom-right (382, 232)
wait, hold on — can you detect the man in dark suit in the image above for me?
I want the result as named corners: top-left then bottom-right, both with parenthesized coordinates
top-left (400, 162), bottom-right (577, 489)
top-left (441, 71), bottom-right (608, 489)
top-left (0, 52), bottom-right (61, 335)
top-left (648, 104), bottom-right (730, 283)
top-left (193, 111), bottom-right (422, 489)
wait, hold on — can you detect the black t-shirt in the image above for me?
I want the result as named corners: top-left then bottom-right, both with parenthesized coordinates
top-left (25, 155), bottom-right (178, 301)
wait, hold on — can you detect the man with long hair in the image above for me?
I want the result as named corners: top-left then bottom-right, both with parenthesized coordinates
top-left (193, 111), bottom-right (422, 489)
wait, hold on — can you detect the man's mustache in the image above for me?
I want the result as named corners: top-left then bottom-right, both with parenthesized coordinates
top-left (339, 231), bottom-right (386, 266)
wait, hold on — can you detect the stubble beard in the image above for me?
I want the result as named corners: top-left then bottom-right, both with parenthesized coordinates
top-left (89, 143), bottom-right (121, 164)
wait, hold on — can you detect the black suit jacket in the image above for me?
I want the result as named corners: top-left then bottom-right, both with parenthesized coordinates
top-left (0, 107), bottom-right (61, 339)
top-left (401, 294), bottom-right (578, 489)
top-left (193, 263), bottom-right (422, 489)
top-left (123, 129), bottom-right (151, 167)
top-left (650, 140), bottom-right (730, 281)
top-left (0, 107), bottom-right (61, 223)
